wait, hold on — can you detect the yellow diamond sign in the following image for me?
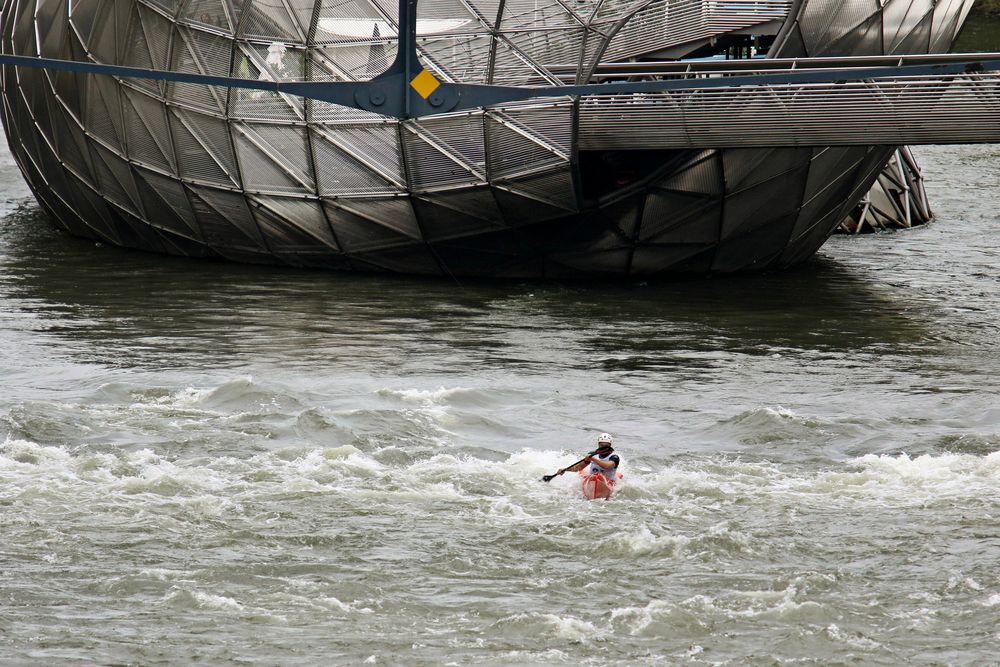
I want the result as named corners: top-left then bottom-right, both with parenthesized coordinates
top-left (410, 69), bottom-right (441, 100)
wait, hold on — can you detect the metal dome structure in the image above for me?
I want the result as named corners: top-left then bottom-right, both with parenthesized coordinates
top-left (0, 0), bottom-right (985, 278)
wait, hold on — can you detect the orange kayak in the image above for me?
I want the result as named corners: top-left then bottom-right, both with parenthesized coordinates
top-left (580, 471), bottom-right (620, 500)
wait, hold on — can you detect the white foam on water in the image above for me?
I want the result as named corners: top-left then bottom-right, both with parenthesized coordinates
top-left (317, 596), bottom-right (374, 615)
top-left (500, 612), bottom-right (602, 641)
top-left (823, 624), bottom-right (883, 651)
top-left (680, 583), bottom-right (833, 624)
top-left (607, 525), bottom-right (690, 557)
top-left (378, 386), bottom-right (477, 404)
top-left (609, 599), bottom-right (689, 636)
top-left (982, 593), bottom-right (1000, 607)
top-left (166, 588), bottom-right (244, 612)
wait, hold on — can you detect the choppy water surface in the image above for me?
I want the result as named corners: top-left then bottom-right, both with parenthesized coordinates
top-left (1, 134), bottom-right (999, 665)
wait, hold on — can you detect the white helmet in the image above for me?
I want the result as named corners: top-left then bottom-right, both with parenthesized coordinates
top-left (597, 433), bottom-right (613, 445)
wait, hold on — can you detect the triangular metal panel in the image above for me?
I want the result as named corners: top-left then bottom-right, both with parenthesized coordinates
top-left (36, 0), bottom-right (68, 58)
top-left (181, 0), bottom-right (232, 32)
top-left (250, 197), bottom-right (341, 253)
top-left (91, 145), bottom-right (141, 216)
top-left (711, 214), bottom-right (798, 273)
top-left (497, 168), bottom-right (577, 211)
top-left (233, 124), bottom-right (312, 194)
top-left (316, 124), bottom-right (406, 189)
top-left (721, 165), bottom-right (809, 240)
top-left (322, 201), bottom-right (425, 252)
top-left (171, 108), bottom-right (239, 187)
top-left (640, 192), bottom-right (721, 244)
top-left (188, 185), bottom-right (270, 250)
top-left (486, 116), bottom-right (567, 179)
top-left (883, 0), bottom-right (935, 53)
top-left (888, 8), bottom-right (936, 54)
top-left (334, 196), bottom-right (424, 239)
top-left (132, 167), bottom-right (202, 240)
top-left (312, 132), bottom-right (400, 195)
top-left (238, 2), bottom-right (303, 41)
top-left (122, 89), bottom-right (176, 173)
top-left (653, 151), bottom-right (724, 197)
top-left (168, 27), bottom-right (232, 113)
top-left (412, 193), bottom-right (506, 242)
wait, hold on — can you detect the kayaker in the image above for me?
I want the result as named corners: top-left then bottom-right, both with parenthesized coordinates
top-left (553, 433), bottom-right (620, 478)
top-left (583, 433), bottom-right (620, 480)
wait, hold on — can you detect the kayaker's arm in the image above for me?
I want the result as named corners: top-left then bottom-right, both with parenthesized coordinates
top-left (562, 457), bottom-right (593, 474)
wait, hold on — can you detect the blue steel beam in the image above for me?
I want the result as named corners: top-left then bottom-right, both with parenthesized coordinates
top-left (5, 50), bottom-right (1000, 120)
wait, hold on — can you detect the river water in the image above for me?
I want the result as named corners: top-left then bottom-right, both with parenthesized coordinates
top-left (1, 121), bottom-right (1000, 662)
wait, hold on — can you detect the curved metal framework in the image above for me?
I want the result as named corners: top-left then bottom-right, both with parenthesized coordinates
top-left (0, 0), bottom-right (983, 278)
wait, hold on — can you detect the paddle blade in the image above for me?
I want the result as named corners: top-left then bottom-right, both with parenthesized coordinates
top-left (541, 474), bottom-right (556, 482)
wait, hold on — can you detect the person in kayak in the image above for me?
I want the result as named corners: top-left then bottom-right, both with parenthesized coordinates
top-left (547, 433), bottom-right (620, 479)
top-left (583, 433), bottom-right (620, 480)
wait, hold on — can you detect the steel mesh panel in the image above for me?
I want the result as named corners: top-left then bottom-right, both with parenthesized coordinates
top-left (657, 153), bottom-right (726, 200)
top-left (144, 0), bottom-right (182, 16)
top-left (168, 28), bottom-right (233, 113)
top-left (137, 4), bottom-right (173, 71)
top-left (724, 148), bottom-right (809, 195)
top-left (640, 192), bottom-right (721, 244)
top-left (822, 12), bottom-right (883, 56)
top-left (491, 187), bottom-right (569, 224)
top-left (315, 124), bottom-right (406, 188)
top-left (123, 89), bottom-right (176, 173)
top-left (883, 0), bottom-right (934, 53)
top-left (61, 171), bottom-right (121, 243)
top-left (252, 195), bottom-right (340, 251)
top-left (929, 0), bottom-right (965, 52)
top-left (799, 0), bottom-right (880, 54)
top-left (712, 215), bottom-right (798, 271)
top-left (312, 133), bottom-right (399, 195)
top-left (721, 165), bottom-right (808, 240)
top-left (182, 0), bottom-right (233, 31)
top-left (500, 169), bottom-right (576, 210)
top-left (187, 184), bottom-right (267, 249)
top-left (412, 194), bottom-right (505, 242)
top-left (892, 13), bottom-right (936, 54)
top-left (412, 113), bottom-right (487, 176)
top-left (402, 126), bottom-right (484, 190)
top-left (133, 166), bottom-right (199, 233)
top-left (83, 76), bottom-right (124, 152)
top-left (171, 111), bottom-right (237, 186)
top-left (50, 113), bottom-right (93, 179)
top-left (486, 117), bottom-right (566, 178)
top-left (489, 41), bottom-right (556, 86)
top-left (418, 34), bottom-right (493, 84)
top-left (322, 200), bottom-right (423, 252)
top-left (36, 0), bottom-right (68, 59)
top-left (234, 124), bottom-right (313, 194)
top-left (335, 196), bottom-right (423, 238)
top-left (11, 3), bottom-right (37, 55)
top-left (172, 108), bottom-right (239, 185)
top-left (68, 1), bottom-right (100, 44)
top-left (238, 1), bottom-right (302, 41)
top-left (90, 144), bottom-right (140, 214)
top-left (422, 188), bottom-right (504, 224)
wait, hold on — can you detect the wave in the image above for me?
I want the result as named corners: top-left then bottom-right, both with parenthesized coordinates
top-left (5, 436), bottom-right (1000, 509)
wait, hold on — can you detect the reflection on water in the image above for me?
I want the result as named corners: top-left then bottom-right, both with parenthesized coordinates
top-left (955, 14), bottom-right (1000, 52)
top-left (0, 201), bottom-right (940, 374)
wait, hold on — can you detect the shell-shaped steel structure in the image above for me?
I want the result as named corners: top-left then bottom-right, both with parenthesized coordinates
top-left (0, 0), bottom-right (976, 277)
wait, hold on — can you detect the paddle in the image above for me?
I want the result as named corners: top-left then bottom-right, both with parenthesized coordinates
top-left (541, 452), bottom-right (596, 482)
